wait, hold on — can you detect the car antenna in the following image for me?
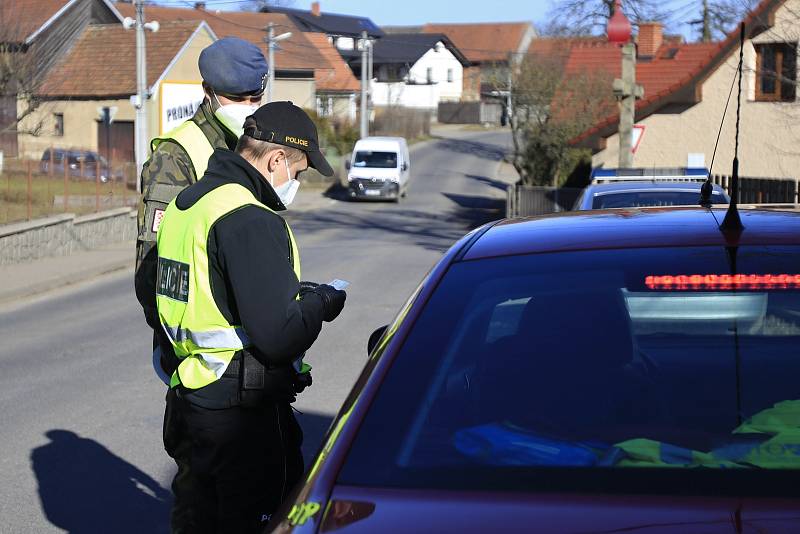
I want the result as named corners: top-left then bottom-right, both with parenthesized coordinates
top-left (700, 22), bottom-right (746, 218)
top-left (719, 22), bottom-right (746, 234)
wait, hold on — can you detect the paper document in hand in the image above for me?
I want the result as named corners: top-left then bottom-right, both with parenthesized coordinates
top-left (328, 279), bottom-right (350, 290)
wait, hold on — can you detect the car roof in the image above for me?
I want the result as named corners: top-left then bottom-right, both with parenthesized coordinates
top-left (462, 207), bottom-right (800, 261)
top-left (355, 137), bottom-right (406, 150)
top-left (586, 181), bottom-right (725, 193)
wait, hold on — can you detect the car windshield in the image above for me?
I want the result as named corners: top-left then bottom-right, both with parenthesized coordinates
top-left (339, 245), bottom-right (800, 494)
top-left (593, 190), bottom-right (726, 209)
top-left (354, 151), bottom-right (398, 169)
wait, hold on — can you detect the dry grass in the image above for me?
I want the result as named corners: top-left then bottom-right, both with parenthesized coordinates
top-left (0, 166), bottom-right (137, 225)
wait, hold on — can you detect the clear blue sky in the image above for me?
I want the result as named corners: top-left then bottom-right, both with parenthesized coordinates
top-left (155, 0), bottom-right (709, 39)
top-left (285, 0), bottom-right (550, 26)
top-left (180, 0), bottom-right (552, 27)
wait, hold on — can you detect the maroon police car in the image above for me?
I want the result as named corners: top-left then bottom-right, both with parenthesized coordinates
top-left (269, 206), bottom-right (800, 533)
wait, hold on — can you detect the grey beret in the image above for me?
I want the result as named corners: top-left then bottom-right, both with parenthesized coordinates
top-left (199, 37), bottom-right (269, 96)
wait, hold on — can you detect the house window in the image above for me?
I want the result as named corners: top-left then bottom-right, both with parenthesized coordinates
top-left (427, 67), bottom-right (433, 84)
top-left (755, 42), bottom-right (797, 102)
top-left (447, 68), bottom-right (453, 83)
top-left (316, 95), bottom-right (332, 117)
top-left (54, 113), bottom-right (64, 136)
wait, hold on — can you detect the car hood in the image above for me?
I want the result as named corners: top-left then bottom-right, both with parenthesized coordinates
top-left (348, 167), bottom-right (399, 179)
top-left (318, 486), bottom-right (800, 533)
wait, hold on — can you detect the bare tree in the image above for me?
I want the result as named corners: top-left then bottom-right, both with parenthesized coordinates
top-left (682, 0), bottom-right (757, 42)
top-left (0, 7), bottom-right (48, 143)
top-left (547, 0), bottom-right (670, 36)
top-left (241, 0), bottom-right (295, 12)
top-left (503, 54), bottom-right (615, 186)
top-left (549, 0), bottom-right (757, 42)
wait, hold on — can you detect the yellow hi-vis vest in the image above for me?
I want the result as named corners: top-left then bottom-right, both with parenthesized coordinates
top-left (151, 120), bottom-right (215, 179)
top-left (156, 182), bottom-right (301, 390)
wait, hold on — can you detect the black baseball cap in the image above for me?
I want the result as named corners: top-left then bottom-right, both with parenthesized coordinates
top-left (243, 101), bottom-right (334, 177)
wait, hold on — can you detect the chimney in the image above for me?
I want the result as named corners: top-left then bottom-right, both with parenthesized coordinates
top-left (194, 1), bottom-right (205, 9)
top-left (311, 2), bottom-right (321, 17)
top-left (638, 22), bottom-right (663, 59)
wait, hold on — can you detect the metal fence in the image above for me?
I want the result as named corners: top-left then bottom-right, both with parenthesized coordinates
top-left (507, 186), bottom-right (583, 218)
top-left (1, 157), bottom-right (138, 225)
top-left (437, 101), bottom-right (504, 125)
top-left (508, 175), bottom-right (799, 218)
top-left (711, 174), bottom-right (799, 204)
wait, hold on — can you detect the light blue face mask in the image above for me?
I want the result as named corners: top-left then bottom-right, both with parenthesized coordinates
top-left (270, 158), bottom-right (300, 206)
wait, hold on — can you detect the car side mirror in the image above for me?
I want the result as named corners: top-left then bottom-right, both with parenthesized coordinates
top-left (401, 162), bottom-right (408, 171)
top-left (345, 160), bottom-right (351, 170)
top-left (367, 325), bottom-right (388, 356)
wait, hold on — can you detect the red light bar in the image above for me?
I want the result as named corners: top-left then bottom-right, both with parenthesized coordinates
top-left (646, 274), bottom-right (800, 290)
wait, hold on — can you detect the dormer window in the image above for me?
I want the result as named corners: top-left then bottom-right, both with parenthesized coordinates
top-left (755, 42), bottom-right (797, 102)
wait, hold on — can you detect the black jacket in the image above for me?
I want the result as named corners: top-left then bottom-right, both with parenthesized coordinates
top-left (163, 148), bottom-right (326, 405)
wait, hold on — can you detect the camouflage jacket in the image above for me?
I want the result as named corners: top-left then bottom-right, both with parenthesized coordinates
top-left (134, 100), bottom-right (237, 328)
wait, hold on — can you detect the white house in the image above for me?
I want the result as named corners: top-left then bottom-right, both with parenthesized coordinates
top-left (355, 34), bottom-right (470, 111)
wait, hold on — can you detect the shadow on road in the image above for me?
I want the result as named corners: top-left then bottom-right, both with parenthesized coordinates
top-left (432, 137), bottom-right (507, 162)
top-left (31, 429), bottom-right (171, 534)
top-left (441, 192), bottom-right (506, 227)
top-left (464, 173), bottom-right (510, 192)
top-left (295, 411), bottom-right (336, 466)
top-left (288, 205), bottom-right (492, 252)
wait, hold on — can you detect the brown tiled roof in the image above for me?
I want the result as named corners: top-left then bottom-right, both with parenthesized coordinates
top-left (40, 21), bottom-right (203, 97)
top-left (115, 4), bottom-right (328, 72)
top-left (422, 22), bottom-right (532, 63)
top-left (303, 32), bottom-right (359, 93)
top-left (0, 0), bottom-right (78, 43)
top-left (573, 0), bottom-right (785, 145)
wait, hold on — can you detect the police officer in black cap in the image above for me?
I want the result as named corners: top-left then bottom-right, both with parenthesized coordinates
top-left (133, 37), bottom-right (269, 533)
top-left (154, 101), bottom-right (346, 533)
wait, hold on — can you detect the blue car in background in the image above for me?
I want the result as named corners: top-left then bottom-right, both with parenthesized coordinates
top-left (573, 168), bottom-right (730, 210)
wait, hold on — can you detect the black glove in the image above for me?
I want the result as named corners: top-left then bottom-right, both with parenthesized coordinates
top-left (312, 284), bottom-right (347, 322)
top-left (293, 370), bottom-right (312, 394)
top-left (299, 281), bottom-right (319, 297)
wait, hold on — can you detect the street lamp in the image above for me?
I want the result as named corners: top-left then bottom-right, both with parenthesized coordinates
top-left (123, 0), bottom-right (159, 192)
top-left (265, 24), bottom-right (292, 103)
top-left (607, 0), bottom-right (642, 168)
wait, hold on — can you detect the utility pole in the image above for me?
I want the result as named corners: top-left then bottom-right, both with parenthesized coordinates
top-left (265, 23), bottom-right (292, 103)
top-left (134, 0), bottom-right (147, 191)
top-left (360, 30), bottom-right (368, 138)
top-left (367, 36), bottom-right (373, 124)
top-left (506, 52), bottom-right (513, 128)
top-left (616, 42), bottom-right (641, 168)
top-left (124, 1), bottom-right (158, 192)
top-left (607, 0), bottom-right (642, 169)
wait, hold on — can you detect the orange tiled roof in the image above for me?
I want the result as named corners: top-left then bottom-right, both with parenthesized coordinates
top-left (422, 22), bottom-right (532, 63)
top-left (115, 4), bottom-right (328, 72)
top-left (40, 21), bottom-right (203, 97)
top-left (573, 0), bottom-right (785, 145)
top-left (0, 0), bottom-right (78, 43)
top-left (304, 32), bottom-right (359, 93)
top-left (564, 39), bottom-right (720, 102)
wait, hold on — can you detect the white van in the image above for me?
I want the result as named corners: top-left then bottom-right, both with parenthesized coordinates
top-left (346, 137), bottom-right (410, 201)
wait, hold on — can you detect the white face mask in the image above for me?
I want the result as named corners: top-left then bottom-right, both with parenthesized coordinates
top-left (270, 158), bottom-right (301, 206)
top-left (213, 93), bottom-right (257, 138)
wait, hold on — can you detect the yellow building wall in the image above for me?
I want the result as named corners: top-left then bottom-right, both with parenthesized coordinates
top-left (593, 0), bottom-right (800, 179)
top-left (18, 98), bottom-right (135, 160)
top-left (272, 79), bottom-right (316, 110)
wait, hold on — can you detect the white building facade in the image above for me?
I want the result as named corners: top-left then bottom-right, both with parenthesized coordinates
top-left (369, 38), bottom-right (466, 110)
